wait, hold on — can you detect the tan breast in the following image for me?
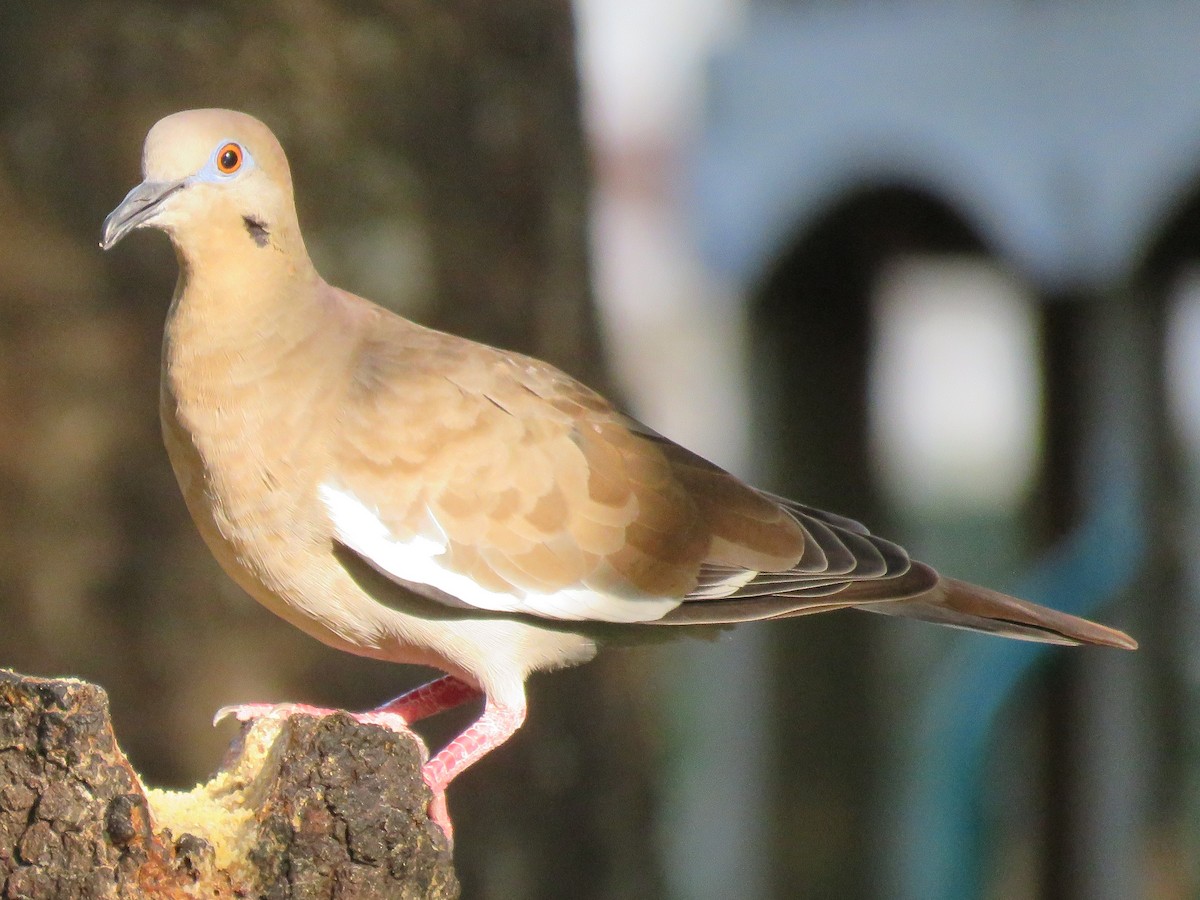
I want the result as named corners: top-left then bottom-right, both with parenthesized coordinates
top-left (156, 272), bottom-right (353, 610)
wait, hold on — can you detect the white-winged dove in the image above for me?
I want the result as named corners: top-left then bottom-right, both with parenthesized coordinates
top-left (101, 109), bottom-right (1136, 839)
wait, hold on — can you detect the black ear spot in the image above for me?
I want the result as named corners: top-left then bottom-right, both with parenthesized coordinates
top-left (243, 216), bottom-right (270, 248)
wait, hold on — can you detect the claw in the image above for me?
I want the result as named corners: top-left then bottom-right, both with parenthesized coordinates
top-left (213, 703), bottom-right (263, 726)
top-left (212, 702), bottom-right (333, 727)
top-left (427, 787), bottom-right (453, 845)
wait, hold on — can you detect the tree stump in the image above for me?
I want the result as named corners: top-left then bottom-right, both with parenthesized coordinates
top-left (0, 669), bottom-right (458, 898)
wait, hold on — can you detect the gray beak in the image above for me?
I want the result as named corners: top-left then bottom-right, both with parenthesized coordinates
top-left (100, 179), bottom-right (185, 250)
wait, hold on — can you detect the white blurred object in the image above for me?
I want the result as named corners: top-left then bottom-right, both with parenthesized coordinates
top-left (573, 3), bottom-right (766, 900)
top-left (574, 0), bottom-right (750, 472)
top-left (574, 0), bottom-right (746, 144)
top-left (871, 256), bottom-right (1041, 512)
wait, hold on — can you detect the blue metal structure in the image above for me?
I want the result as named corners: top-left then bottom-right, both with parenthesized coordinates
top-left (686, 2), bottom-right (1187, 896)
top-left (693, 3), bottom-right (1200, 294)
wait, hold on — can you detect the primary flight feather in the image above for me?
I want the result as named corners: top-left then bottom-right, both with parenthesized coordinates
top-left (101, 109), bottom-right (1136, 840)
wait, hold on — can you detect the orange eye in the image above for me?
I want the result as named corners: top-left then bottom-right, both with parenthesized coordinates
top-left (216, 142), bottom-right (243, 174)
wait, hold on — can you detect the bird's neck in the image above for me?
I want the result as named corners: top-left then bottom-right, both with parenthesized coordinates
top-left (165, 236), bottom-right (325, 361)
top-left (159, 242), bottom-right (355, 458)
top-left (159, 240), bottom-right (358, 500)
top-left (157, 243), bottom-right (350, 604)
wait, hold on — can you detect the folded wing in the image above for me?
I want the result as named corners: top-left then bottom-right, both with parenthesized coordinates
top-left (321, 310), bottom-right (1136, 650)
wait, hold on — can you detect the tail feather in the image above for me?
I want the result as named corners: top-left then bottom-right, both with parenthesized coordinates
top-left (861, 574), bottom-right (1138, 650)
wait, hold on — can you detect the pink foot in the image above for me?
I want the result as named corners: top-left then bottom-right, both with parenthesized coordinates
top-left (213, 701), bottom-right (342, 726)
top-left (429, 790), bottom-right (453, 844)
top-left (213, 699), bottom-right (425, 763)
top-left (212, 675), bottom-right (479, 736)
top-left (212, 681), bottom-right (520, 847)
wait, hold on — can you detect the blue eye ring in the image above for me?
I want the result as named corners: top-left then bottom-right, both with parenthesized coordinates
top-left (194, 140), bottom-right (255, 186)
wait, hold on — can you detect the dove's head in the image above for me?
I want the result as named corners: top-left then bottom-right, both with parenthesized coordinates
top-left (102, 109), bottom-right (304, 259)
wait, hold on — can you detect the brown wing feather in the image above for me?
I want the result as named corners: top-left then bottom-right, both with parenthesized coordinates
top-left (332, 315), bottom-right (916, 615)
top-left (333, 316), bottom-right (771, 610)
top-left (328, 310), bottom-right (1137, 648)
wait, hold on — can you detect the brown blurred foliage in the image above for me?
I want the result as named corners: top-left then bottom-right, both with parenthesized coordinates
top-left (0, 3), bottom-right (663, 897)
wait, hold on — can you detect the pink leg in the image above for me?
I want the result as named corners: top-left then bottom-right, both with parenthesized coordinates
top-left (371, 675), bottom-right (481, 724)
top-left (422, 699), bottom-right (527, 794)
top-left (419, 698), bottom-right (526, 842)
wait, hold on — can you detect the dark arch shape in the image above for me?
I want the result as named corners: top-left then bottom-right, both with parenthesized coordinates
top-left (1138, 171), bottom-right (1200, 290)
top-left (750, 183), bottom-right (989, 515)
top-left (748, 184), bottom-right (990, 898)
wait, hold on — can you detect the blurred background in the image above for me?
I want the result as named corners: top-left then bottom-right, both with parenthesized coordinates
top-left (0, 1), bottom-right (1189, 897)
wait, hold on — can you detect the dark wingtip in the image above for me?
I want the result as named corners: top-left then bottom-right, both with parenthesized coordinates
top-left (1093, 628), bottom-right (1138, 651)
top-left (938, 577), bottom-right (1139, 651)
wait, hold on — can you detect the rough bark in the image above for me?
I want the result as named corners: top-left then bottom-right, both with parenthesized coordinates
top-left (0, 669), bottom-right (457, 899)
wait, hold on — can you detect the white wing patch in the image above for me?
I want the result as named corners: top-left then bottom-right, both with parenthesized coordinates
top-left (319, 483), bottom-right (680, 624)
top-left (688, 568), bottom-right (759, 599)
